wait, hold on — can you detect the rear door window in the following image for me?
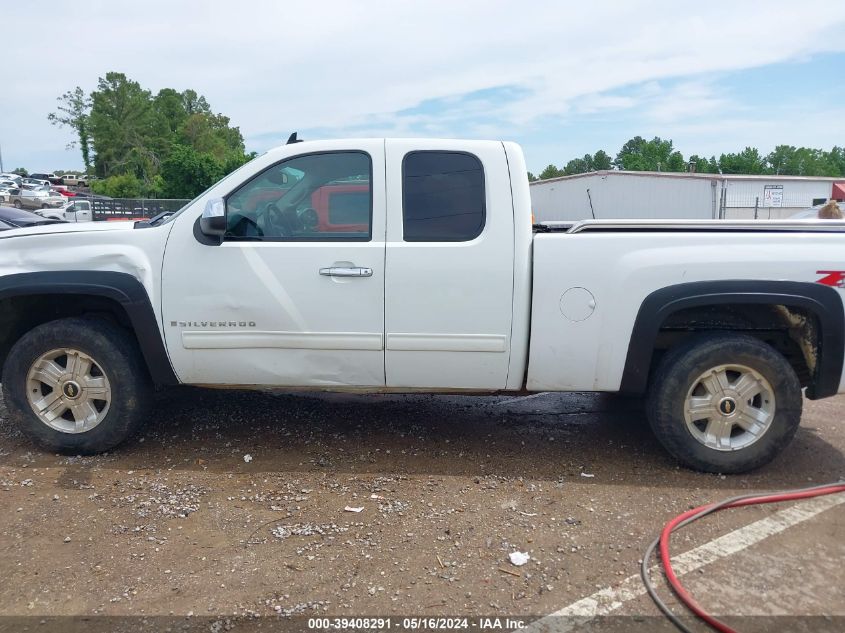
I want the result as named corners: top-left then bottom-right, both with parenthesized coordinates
top-left (401, 151), bottom-right (486, 242)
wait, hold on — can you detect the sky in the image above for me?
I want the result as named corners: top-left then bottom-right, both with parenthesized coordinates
top-left (2, 0), bottom-right (845, 174)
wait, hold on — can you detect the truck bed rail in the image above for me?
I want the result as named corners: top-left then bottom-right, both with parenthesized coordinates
top-left (536, 219), bottom-right (845, 234)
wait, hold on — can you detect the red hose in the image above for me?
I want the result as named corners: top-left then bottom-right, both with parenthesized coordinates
top-left (658, 483), bottom-right (845, 633)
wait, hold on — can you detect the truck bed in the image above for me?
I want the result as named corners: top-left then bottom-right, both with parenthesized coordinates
top-left (527, 223), bottom-right (845, 393)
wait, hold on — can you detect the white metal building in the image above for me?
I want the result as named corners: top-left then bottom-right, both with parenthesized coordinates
top-left (530, 170), bottom-right (845, 222)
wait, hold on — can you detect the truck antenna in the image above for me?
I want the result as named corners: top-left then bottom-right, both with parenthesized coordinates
top-left (586, 188), bottom-right (596, 220)
top-left (286, 132), bottom-right (303, 145)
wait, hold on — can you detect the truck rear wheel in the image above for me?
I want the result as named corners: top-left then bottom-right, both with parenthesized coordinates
top-left (1, 317), bottom-right (152, 454)
top-left (646, 333), bottom-right (802, 473)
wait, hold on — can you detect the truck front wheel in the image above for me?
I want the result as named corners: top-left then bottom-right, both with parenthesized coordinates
top-left (646, 333), bottom-right (802, 474)
top-left (1, 317), bottom-right (152, 454)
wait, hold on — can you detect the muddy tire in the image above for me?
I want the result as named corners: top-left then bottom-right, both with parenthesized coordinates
top-left (646, 333), bottom-right (802, 474)
top-left (1, 317), bottom-right (152, 454)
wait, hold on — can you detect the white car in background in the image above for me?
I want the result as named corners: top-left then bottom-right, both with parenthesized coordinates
top-left (36, 198), bottom-right (95, 222)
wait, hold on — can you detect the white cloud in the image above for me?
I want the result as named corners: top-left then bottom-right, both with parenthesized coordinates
top-left (3, 0), bottom-right (845, 170)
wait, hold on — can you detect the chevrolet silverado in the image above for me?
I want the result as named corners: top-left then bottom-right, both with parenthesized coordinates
top-left (1, 137), bottom-right (844, 473)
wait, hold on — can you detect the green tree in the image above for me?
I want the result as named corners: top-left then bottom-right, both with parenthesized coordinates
top-left (160, 144), bottom-right (224, 198)
top-left (718, 147), bottom-right (766, 174)
top-left (615, 136), bottom-right (685, 172)
top-left (765, 145), bottom-right (840, 176)
top-left (766, 145), bottom-right (797, 175)
top-left (688, 154), bottom-right (707, 173)
top-left (539, 164), bottom-right (562, 180)
top-left (687, 154), bottom-right (720, 173)
top-left (90, 173), bottom-right (142, 198)
top-left (179, 112), bottom-right (245, 162)
top-left (591, 150), bottom-right (612, 171)
top-left (11, 167), bottom-right (28, 176)
top-left (221, 150), bottom-right (257, 175)
top-left (527, 171), bottom-right (537, 182)
top-left (795, 147), bottom-right (840, 176)
top-left (563, 156), bottom-right (591, 175)
top-left (829, 146), bottom-right (845, 177)
top-left (181, 89), bottom-right (211, 115)
top-left (152, 88), bottom-right (189, 135)
top-left (52, 73), bottom-right (265, 197)
top-left (88, 72), bottom-right (158, 180)
top-left (47, 86), bottom-right (93, 172)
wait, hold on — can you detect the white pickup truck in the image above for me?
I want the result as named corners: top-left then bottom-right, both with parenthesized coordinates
top-left (37, 199), bottom-right (95, 223)
top-left (1, 138), bottom-right (844, 473)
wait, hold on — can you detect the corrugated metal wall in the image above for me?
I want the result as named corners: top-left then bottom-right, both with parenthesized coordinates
top-left (531, 173), bottom-right (842, 221)
top-left (723, 179), bottom-right (834, 219)
top-left (530, 173), bottom-right (717, 221)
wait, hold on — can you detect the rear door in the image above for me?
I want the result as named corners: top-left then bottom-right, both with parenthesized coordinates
top-left (383, 140), bottom-right (515, 389)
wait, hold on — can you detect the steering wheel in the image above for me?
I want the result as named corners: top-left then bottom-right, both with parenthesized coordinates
top-left (299, 207), bottom-right (319, 231)
top-left (264, 202), bottom-right (295, 237)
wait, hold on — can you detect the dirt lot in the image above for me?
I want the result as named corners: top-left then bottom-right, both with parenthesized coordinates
top-left (0, 387), bottom-right (843, 632)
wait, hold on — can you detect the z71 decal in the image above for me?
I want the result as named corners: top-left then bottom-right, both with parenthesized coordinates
top-left (816, 271), bottom-right (845, 287)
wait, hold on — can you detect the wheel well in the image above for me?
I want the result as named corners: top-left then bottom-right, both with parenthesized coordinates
top-left (652, 303), bottom-right (819, 388)
top-left (0, 294), bottom-right (146, 379)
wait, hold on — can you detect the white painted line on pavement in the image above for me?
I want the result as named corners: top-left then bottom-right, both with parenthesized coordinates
top-left (527, 492), bottom-right (845, 633)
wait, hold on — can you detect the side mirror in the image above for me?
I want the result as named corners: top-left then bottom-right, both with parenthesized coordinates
top-left (200, 197), bottom-right (227, 236)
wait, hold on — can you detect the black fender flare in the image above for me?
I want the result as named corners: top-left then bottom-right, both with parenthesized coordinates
top-left (619, 280), bottom-right (844, 399)
top-left (0, 271), bottom-right (178, 385)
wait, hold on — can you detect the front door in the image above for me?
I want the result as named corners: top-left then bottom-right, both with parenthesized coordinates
top-left (161, 142), bottom-right (386, 387)
top-left (65, 201), bottom-right (92, 222)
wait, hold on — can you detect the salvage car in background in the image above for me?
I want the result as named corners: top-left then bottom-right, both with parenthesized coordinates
top-left (0, 184), bottom-right (17, 203)
top-left (10, 185), bottom-right (66, 210)
top-left (29, 172), bottom-right (59, 184)
top-left (60, 173), bottom-right (87, 186)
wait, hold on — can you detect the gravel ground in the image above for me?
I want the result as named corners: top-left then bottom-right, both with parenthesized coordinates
top-left (0, 387), bottom-right (843, 632)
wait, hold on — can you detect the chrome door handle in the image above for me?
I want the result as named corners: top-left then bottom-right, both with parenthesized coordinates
top-left (319, 266), bottom-right (373, 277)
